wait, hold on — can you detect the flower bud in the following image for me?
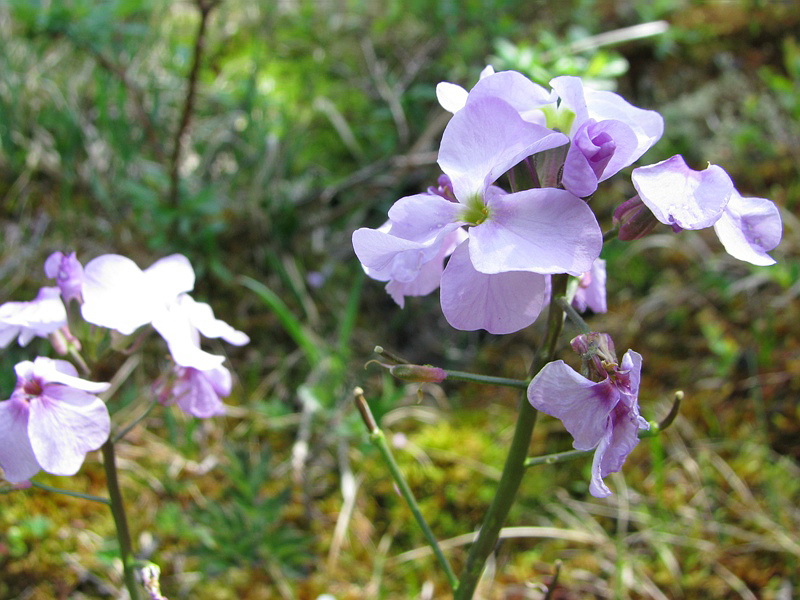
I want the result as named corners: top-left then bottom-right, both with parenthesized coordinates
top-left (49, 325), bottom-right (81, 356)
top-left (389, 364), bottom-right (447, 383)
top-left (44, 251), bottom-right (84, 304)
top-left (427, 174), bottom-right (456, 202)
top-left (613, 195), bottom-right (659, 241)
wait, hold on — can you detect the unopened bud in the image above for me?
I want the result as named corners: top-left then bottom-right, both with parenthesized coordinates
top-left (389, 364), bottom-right (447, 383)
top-left (49, 325), bottom-right (81, 356)
top-left (613, 195), bottom-right (658, 241)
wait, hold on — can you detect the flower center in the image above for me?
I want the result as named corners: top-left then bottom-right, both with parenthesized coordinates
top-left (541, 104), bottom-right (576, 134)
top-left (22, 378), bottom-right (43, 397)
top-left (460, 194), bottom-right (490, 226)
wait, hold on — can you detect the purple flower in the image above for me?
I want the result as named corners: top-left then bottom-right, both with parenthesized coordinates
top-left (438, 71), bottom-right (664, 197)
top-left (81, 254), bottom-right (249, 369)
top-left (572, 259), bottom-right (607, 314)
top-left (632, 155), bottom-right (782, 264)
top-left (527, 334), bottom-right (648, 497)
top-left (354, 96), bottom-right (602, 334)
top-left (44, 251), bottom-right (84, 304)
top-left (159, 363), bottom-right (231, 418)
top-left (0, 287), bottom-right (67, 348)
top-left (551, 76), bottom-right (664, 197)
top-left (0, 357), bottom-right (110, 484)
top-left (632, 155), bottom-right (733, 231)
top-left (712, 190), bottom-right (782, 266)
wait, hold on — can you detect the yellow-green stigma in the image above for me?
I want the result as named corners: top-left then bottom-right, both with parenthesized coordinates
top-left (541, 105), bottom-right (576, 134)
top-left (460, 194), bottom-right (490, 226)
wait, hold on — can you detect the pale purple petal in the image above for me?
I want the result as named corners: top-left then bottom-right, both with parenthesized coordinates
top-left (552, 76), bottom-right (664, 159)
top-left (176, 295), bottom-right (249, 346)
top-left (713, 191), bottom-right (782, 266)
top-left (31, 357), bottom-right (111, 394)
top-left (632, 155), bottom-right (733, 230)
top-left (562, 119), bottom-right (639, 197)
top-left (82, 254), bottom-right (196, 335)
top-left (573, 259), bottom-right (607, 314)
top-left (439, 241), bottom-right (548, 334)
top-left (527, 360), bottom-right (618, 450)
top-left (590, 399), bottom-right (645, 498)
top-left (0, 287), bottom-right (67, 348)
top-left (353, 195), bottom-right (462, 283)
top-left (438, 96), bottom-right (568, 202)
top-left (80, 254), bottom-right (154, 334)
top-left (0, 399), bottom-right (40, 483)
top-left (0, 326), bottom-right (19, 348)
top-left (28, 387), bottom-right (110, 476)
top-left (151, 307), bottom-right (225, 371)
top-left (385, 193), bottom-right (464, 241)
top-left (468, 188), bottom-right (602, 276)
top-left (386, 228), bottom-right (467, 307)
top-left (142, 254), bottom-right (196, 302)
top-left (172, 366), bottom-right (230, 418)
top-left (589, 429), bottom-right (614, 498)
top-left (618, 350), bottom-right (644, 405)
top-left (550, 76), bottom-right (591, 124)
top-left (44, 252), bottom-right (84, 304)
top-left (466, 70), bottom-right (556, 123)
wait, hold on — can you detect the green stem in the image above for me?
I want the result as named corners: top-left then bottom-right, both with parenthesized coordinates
top-left (603, 226), bottom-right (619, 243)
top-left (101, 440), bottom-right (141, 600)
top-left (524, 448), bottom-right (590, 468)
top-left (555, 296), bottom-right (591, 335)
top-left (454, 274), bottom-right (569, 599)
top-left (30, 481), bottom-right (110, 504)
top-left (444, 370), bottom-right (529, 390)
top-left (113, 399), bottom-right (157, 443)
top-left (354, 389), bottom-right (459, 591)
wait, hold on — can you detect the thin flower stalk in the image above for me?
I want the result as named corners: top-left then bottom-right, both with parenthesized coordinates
top-left (102, 440), bottom-right (142, 600)
top-left (354, 388), bottom-right (459, 591)
top-left (454, 274), bottom-right (569, 600)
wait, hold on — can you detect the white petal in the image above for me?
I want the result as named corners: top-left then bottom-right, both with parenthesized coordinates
top-left (436, 82), bottom-right (469, 114)
top-left (81, 255), bottom-right (154, 334)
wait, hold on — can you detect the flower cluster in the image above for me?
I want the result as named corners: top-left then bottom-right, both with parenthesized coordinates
top-left (0, 251), bottom-right (248, 483)
top-left (352, 67), bottom-right (783, 496)
top-left (353, 68), bottom-right (783, 333)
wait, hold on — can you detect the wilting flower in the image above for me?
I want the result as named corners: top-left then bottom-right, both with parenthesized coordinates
top-left (632, 155), bottom-right (782, 265)
top-left (81, 254), bottom-right (249, 370)
top-left (354, 95), bottom-right (602, 333)
top-left (158, 362), bottom-right (231, 418)
top-left (44, 251), bottom-right (84, 304)
top-left (0, 287), bottom-right (67, 348)
top-left (0, 357), bottom-right (110, 484)
top-left (527, 333), bottom-right (648, 497)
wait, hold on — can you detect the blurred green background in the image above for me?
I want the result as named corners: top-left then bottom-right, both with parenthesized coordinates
top-left (1, 0), bottom-right (799, 598)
